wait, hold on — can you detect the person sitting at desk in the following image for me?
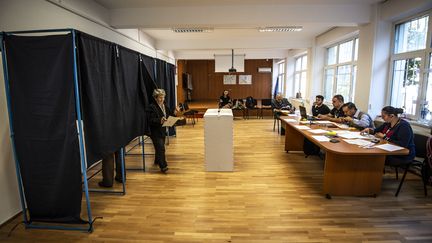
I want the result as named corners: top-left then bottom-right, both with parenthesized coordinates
top-left (341, 102), bottom-right (374, 130)
top-left (271, 93), bottom-right (292, 113)
top-left (312, 95), bottom-right (330, 117)
top-left (219, 90), bottom-right (232, 108)
top-left (317, 94), bottom-right (345, 122)
top-left (362, 106), bottom-right (415, 167)
top-left (272, 93), bottom-right (292, 135)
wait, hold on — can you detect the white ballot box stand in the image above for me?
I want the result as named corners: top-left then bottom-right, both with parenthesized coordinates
top-left (204, 108), bottom-right (234, 171)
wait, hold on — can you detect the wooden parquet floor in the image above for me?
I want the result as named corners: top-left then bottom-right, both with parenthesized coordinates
top-left (1, 119), bottom-right (432, 242)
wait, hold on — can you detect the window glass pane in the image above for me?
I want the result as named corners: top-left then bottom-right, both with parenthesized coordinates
top-left (324, 68), bottom-right (335, 101)
top-left (354, 38), bottom-right (359, 61)
top-left (300, 71), bottom-right (307, 97)
top-left (301, 56), bottom-right (308, 70)
top-left (294, 73), bottom-right (300, 93)
top-left (338, 40), bottom-right (353, 63)
top-left (422, 53), bottom-right (432, 121)
top-left (394, 15), bottom-right (429, 54)
top-left (336, 65), bottom-right (352, 100)
top-left (327, 46), bottom-right (337, 65)
top-left (352, 65), bottom-right (357, 101)
top-left (279, 62), bottom-right (285, 73)
top-left (295, 58), bottom-right (301, 71)
top-left (390, 57), bottom-right (421, 116)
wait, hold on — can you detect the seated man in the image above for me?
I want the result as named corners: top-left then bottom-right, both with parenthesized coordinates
top-left (272, 93), bottom-right (292, 135)
top-left (312, 95), bottom-right (330, 117)
top-left (341, 102), bottom-right (374, 130)
top-left (317, 94), bottom-right (345, 122)
top-left (271, 93), bottom-right (292, 114)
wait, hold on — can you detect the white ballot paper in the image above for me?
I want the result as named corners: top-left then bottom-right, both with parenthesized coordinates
top-left (294, 125), bottom-right (311, 130)
top-left (374, 144), bottom-right (405, 152)
top-left (162, 116), bottom-right (182, 127)
top-left (308, 129), bottom-right (327, 134)
top-left (311, 135), bottom-right (330, 142)
top-left (283, 118), bottom-right (298, 123)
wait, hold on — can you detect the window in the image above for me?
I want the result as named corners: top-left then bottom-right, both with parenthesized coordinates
top-left (424, 53), bottom-right (432, 121)
top-left (390, 12), bottom-right (431, 123)
top-left (394, 15), bottom-right (428, 54)
top-left (294, 55), bottom-right (307, 98)
top-left (323, 38), bottom-right (359, 102)
top-left (274, 60), bottom-right (285, 96)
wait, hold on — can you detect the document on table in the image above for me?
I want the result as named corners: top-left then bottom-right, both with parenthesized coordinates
top-left (283, 118), bottom-right (297, 123)
top-left (308, 129), bottom-right (327, 134)
top-left (294, 125), bottom-right (311, 130)
top-left (343, 139), bottom-right (373, 146)
top-left (332, 123), bottom-right (349, 129)
top-left (314, 120), bottom-right (333, 124)
top-left (338, 132), bottom-right (363, 139)
top-left (312, 135), bottom-right (330, 142)
top-left (374, 144), bottom-right (405, 152)
top-left (162, 116), bottom-right (182, 127)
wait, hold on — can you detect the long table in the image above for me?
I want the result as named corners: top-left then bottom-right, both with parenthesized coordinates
top-left (281, 118), bottom-right (409, 197)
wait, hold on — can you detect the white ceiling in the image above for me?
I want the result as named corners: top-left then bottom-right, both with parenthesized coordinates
top-left (93, 0), bottom-right (384, 59)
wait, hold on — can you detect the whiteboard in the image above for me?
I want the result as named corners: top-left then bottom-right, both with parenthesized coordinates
top-left (215, 54), bottom-right (245, 72)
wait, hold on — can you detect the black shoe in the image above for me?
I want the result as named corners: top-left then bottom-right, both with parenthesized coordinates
top-left (115, 177), bottom-right (124, 183)
top-left (98, 181), bottom-right (113, 188)
top-left (161, 167), bottom-right (169, 173)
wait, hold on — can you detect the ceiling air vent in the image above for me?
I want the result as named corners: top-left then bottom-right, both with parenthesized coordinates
top-left (258, 67), bottom-right (272, 73)
top-left (172, 28), bottom-right (214, 33)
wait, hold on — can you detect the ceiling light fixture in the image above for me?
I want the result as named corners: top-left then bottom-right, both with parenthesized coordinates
top-left (258, 26), bottom-right (303, 32)
top-left (171, 27), bottom-right (214, 33)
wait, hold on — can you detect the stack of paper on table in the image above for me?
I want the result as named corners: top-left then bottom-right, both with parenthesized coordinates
top-left (283, 118), bottom-right (297, 123)
top-left (374, 144), bottom-right (404, 152)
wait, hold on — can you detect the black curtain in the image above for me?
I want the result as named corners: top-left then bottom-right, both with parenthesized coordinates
top-left (77, 33), bottom-right (150, 166)
top-left (140, 54), bottom-right (157, 106)
top-left (5, 34), bottom-right (84, 223)
top-left (155, 59), bottom-right (176, 135)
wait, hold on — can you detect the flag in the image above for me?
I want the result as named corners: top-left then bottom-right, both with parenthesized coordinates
top-left (273, 76), bottom-right (279, 98)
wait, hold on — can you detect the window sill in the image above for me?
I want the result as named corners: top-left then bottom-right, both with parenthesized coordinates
top-left (374, 117), bottom-right (431, 135)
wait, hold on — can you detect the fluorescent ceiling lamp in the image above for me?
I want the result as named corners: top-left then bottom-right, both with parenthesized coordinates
top-left (171, 28), bottom-right (214, 33)
top-left (258, 26), bottom-right (303, 32)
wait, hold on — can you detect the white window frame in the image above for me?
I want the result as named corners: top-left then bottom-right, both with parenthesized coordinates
top-left (388, 10), bottom-right (432, 122)
top-left (276, 60), bottom-right (285, 96)
top-left (323, 37), bottom-right (359, 102)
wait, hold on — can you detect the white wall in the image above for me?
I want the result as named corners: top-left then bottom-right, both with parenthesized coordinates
top-left (0, 0), bottom-right (174, 225)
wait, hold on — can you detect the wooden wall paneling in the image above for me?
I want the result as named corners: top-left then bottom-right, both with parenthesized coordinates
top-left (183, 59), bottom-right (273, 101)
top-left (176, 60), bottom-right (185, 104)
